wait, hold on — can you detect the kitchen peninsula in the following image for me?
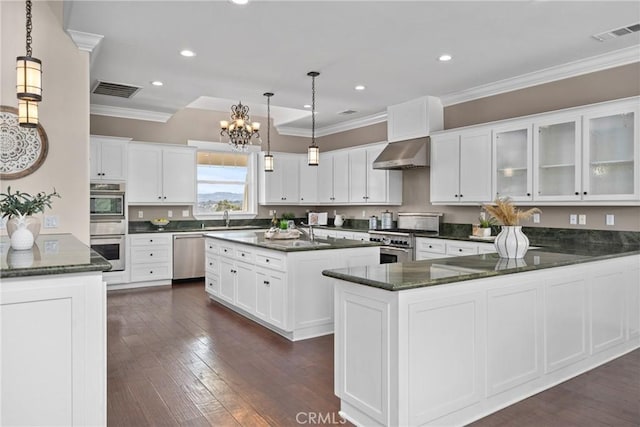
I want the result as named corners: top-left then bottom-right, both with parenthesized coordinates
top-left (322, 245), bottom-right (640, 426)
top-left (204, 229), bottom-right (380, 341)
top-left (1, 234), bottom-right (111, 426)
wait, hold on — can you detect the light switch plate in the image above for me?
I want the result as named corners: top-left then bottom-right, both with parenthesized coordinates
top-left (606, 214), bottom-right (615, 226)
top-left (532, 213), bottom-right (540, 224)
top-left (167, 210), bottom-right (173, 218)
top-left (569, 214), bottom-right (577, 225)
top-left (138, 210), bottom-right (144, 219)
top-left (44, 215), bottom-right (59, 228)
top-left (578, 214), bottom-right (586, 225)
top-left (182, 210), bottom-right (189, 217)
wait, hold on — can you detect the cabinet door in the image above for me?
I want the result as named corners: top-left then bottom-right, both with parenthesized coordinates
top-left (128, 145), bottom-right (163, 203)
top-left (582, 107), bottom-right (638, 201)
top-left (299, 156), bottom-right (318, 204)
top-left (255, 270), bottom-right (270, 321)
top-left (493, 124), bottom-right (532, 201)
top-left (162, 147), bottom-right (196, 204)
top-left (366, 145), bottom-right (390, 204)
top-left (100, 141), bottom-right (127, 181)
top-left (261, 156), bottom-right (285, 203)
top-left (235, 262), bottom-right (256, 313)
top-left (533, 116), bottom-right (582, 201)
top-left (459, 131), bottom-right (493, 203)
top-left (387, 97), bottom-right (429, 142)
top-left (332, 151), bottom-right (350, 203)
top-left (348, 147), bottom-right (368, 203)
top-left (89, 140), bottom-right (101, 180)
top-left (267, 270), bottom-right (286, 329)
top-left (317, 153), bottom-right (334, 203)
top-left (281, 154), bottom-right (300, 203)
top-left (219, 258), bottom-right (236, 304)
top-left (430, 135), bottom-right (460, 203)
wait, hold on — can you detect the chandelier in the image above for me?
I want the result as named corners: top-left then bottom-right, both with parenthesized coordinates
top-left (16, 0), bottom-right (42, 128)
top-left (220, 102), bottom-right (261, 150)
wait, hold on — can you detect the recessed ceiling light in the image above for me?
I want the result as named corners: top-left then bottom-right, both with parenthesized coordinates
top-left (231, 0), bottom-right (249, 4)
top-left (151, 81), bottom-right (163, 86)
top-left (438, 54), bottom-right (452, 62)
top-left (303, 104), bottom-right (312, 109)
top-left (180, 50), bottom-right (196, 57)
top-left (354, 85), bottom-right (366, 91)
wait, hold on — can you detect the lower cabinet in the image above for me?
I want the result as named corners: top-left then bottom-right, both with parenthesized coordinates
top-left (128, 233), bottom-right (173, 283)
top-left (415, 237), bottom-right (496, 261)
top-left (205, 236), bottom-right (379, 341)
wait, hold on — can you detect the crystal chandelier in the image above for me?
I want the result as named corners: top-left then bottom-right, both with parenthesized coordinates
top-left (16, 0), bottom-right (42, 128)
top-left (220, 101), bottom-right (261, 150)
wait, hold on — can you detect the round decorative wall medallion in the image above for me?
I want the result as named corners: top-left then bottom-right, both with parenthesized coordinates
top-left (0, 106), bottom-right (48, 180)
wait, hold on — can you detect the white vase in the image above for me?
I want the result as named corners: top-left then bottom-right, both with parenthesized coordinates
top-left (10, 216), bottom-right (35, 251)
top-left (494, 225), bottom-right (529, 259)
top-left (479, 227), bottom-right (491, 237)
top-left (334, 214), bottom-right (344, 227)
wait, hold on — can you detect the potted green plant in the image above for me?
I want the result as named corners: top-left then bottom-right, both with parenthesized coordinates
top-left (0, 187), bottom-right (60, 248)
top-left (476, 216), bottom-right (496, 237)
top-left (483, 197), bottom-right (540, 259)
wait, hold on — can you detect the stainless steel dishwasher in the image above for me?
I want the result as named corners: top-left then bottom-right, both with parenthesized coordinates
top-left (173, 233), bottom-right (205, 280)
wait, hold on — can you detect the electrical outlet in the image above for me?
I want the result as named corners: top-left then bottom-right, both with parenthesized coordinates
top-left (269, 210), bottom-right (274, 216)
top-left (167, 210), bottom-right (173, 218)
top-left (569, 214), bottom-right (577, 225)
top-left (362, 210), bottom-right (366, 218)
top-left (182, 210), bottom-right (189, 217)
top-left (605, 214), bottom-right (615, 226)
top-left (44, 215), bottom-right (58, 228)
top-left (138, 210), bottom-right (144, 219)
top-left (578, 214), bottom-right (586, 225)
top-left (532, 213), bottom-right (540, 224)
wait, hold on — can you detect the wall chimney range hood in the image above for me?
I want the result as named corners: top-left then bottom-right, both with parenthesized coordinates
top-left (372, 137), bottom-right (429, 170)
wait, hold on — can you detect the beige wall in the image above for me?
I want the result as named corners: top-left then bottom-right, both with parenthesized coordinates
top-left (1, 1), bottom-right (90, 243)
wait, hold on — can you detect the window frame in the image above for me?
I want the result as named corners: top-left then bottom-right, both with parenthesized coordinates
top-left (188, 140), bottom-right (259, 220)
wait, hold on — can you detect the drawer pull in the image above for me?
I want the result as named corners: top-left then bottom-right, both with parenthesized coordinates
top-left (264, 280), bottom-right (270, 286)
top-left (428, 245), bottom-right (432, 248)
top-left (266, 259), bottom-right (270, 262)
top-left (149, 270), bottom-right (153, 274)
top-left (150, 253), bottom-right (153, 256)
top-left (209, 262), bottom-right (213, 266)
top-left (149, 239), bottom-right (153, 243)
top-left (241, 253), bottom-right (245, 257)
top-left (458, 248), bottom-right (463, 252)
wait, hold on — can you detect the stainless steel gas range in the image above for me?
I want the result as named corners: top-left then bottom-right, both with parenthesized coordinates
top-left (369, 213), bottom-right (443, 264)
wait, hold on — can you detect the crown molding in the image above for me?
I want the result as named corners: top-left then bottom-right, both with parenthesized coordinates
top-left (90, 104), bottom-right (173, 123)
top-left (277, 111), bottom-right (387, 137)
top-left (440, 46), bottom-right (640, 106)
top-left (66, 30), bottom-right (104, 52)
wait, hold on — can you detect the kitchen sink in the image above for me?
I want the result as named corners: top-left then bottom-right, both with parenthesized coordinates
top-left (268, 240), bottom-right (330, 249)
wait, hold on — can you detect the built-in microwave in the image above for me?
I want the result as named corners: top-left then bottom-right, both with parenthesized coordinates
top-left (90, 183), bottom-right (125, 219)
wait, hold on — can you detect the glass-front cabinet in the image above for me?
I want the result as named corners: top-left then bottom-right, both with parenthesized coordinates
top-left (582, 106), bottom-right (638, 201)
top-left (533, 115), bottom-right (582, 201)
top-left (492, 123), bottom-right (532, 202)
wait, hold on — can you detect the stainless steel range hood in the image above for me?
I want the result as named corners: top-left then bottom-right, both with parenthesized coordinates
top-left (372, 137), bottom-right (429, 170)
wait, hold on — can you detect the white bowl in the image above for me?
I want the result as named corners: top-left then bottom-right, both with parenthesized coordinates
top-left (150, 219), bottom-right (170, 226)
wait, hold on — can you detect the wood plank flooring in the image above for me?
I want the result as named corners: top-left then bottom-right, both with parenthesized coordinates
top-left (108, 281), bottom-right (639, 426)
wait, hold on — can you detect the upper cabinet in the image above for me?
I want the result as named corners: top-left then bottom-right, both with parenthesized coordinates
top-left (431, 130), bottom-right (492, 204)
top-left (128, 143), bottom-right (196, 204)
top-left (431, 97), bottom-right (640, 205)
top-left (258, 153), bottom-right (300, 205)
top-left (317, 151), bottom-right (350, 204)
top-left (298, 156), bottom-right (318, 205)
top-left (349, 144), bottom-right (402, 204)
top-left (90, 135), bottom-right (130, 181)
top-left (387, 96), bottom-right (443, 142)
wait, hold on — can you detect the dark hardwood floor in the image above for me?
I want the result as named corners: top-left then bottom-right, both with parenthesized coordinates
top-left (108, 281), bottom-right (640, 426)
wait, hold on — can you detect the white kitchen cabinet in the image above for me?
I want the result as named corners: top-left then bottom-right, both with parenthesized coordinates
top-left (533, 115), bottom-right (582, 201)
top-left (255, 267), bottom-right (287, 329)
top-left (415, 237), bottom-right (496, 261)
top-left (387, 96), bottom-right (443, 142)
top-left (349, 143), bottom-right (402, 205)
top-left (431, 129), bottom-right (493, 204)
top-left (258, 152), bottom-right (300, 204)
top-left (582, 104), bottom-right (639, 201)
top-left (90, 135), bottom-right (129, 181)
top-left (128, 142), bottom-right (196, 204)
top-left (415, 237), bottom-right (447, 260)
top-left (493, 122), bottom-right (533, 201)
top-left (128, 233), bottom-right (173, 283)
top-left (317, 151), bottom-right (349, 204)
top-left (299, 156), bottom-right (318, 204)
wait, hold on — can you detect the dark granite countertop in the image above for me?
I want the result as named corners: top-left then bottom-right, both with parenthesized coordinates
top-left (322, 244), bottom-right (640, 291)
top-left (205, 230), bottom-right (381, 252)
top-left (1, 233), bottom-right (112, 279)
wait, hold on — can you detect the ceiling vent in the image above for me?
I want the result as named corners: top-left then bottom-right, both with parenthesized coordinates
top-left (592, 23), bottom-right (640, 41)
top-left (92, 81), bottom-right (141, 98)
top-left (338, 109), bottom-right (357, 115)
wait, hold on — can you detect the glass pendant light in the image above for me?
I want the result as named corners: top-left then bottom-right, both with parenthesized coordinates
top-left (18, 99), bottom-right (38, 128)
top-left (307, 71), bottom-right (320, 166)
top-left (263, 92), bottom-right (274, 172)
top-left (16, 0), bottom-right (43, 106)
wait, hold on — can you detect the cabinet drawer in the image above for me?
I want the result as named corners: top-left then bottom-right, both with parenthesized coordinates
top-left (477, 243), bottom-right (496, 254)
top-left (415, 250), bottom-right (449, 261)
top-left (130, 264), bottom-right (171, 282)
top-left (130, 234), bottom-right (171, 247)
top-left (334, 231), bottom-right (354, 240)
top-left (205, 240), bottom-right (219, 254)
top-left (205, 273), bottom-right (219, 296)
top-left (219, 244), bottom-right (234, 257)
top-left (130, 247), bottom-right (170, 263)
top-left (206, 256), bottom-right (219, 273)
top-left (235, 247), bottom-right (254, 263)
top-left (255, 251), bottom-right (286, 271)
top-left (446, 242), bottom-right (478, 256)
top-left (416, 238), bottom-right (446, 254)
top-left (351, 232), bottom-right (370, 242)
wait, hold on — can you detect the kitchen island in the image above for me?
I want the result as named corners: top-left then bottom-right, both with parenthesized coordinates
top-left (205, 229), bottom-right (380, 341)
top-left (1, 234), bottom-right (111, 426)
top-left (322, 245), bottom-right (640, 427)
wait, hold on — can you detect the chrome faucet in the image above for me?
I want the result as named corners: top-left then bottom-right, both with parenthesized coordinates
top-left (223, 210), bottom-right (230, 227)
top-left (299, 222), bottom-right (315, 241)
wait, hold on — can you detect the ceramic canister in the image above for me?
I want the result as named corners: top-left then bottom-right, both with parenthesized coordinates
top-left (380, 210), bottom-right (393, 229)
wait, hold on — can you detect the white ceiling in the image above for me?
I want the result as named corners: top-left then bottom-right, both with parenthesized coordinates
top-left (64, 0), bottom-right (640, 134)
